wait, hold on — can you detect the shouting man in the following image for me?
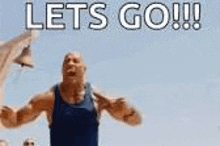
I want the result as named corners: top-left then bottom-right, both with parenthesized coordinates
top-left (0, 52), bottom-right (142, 146)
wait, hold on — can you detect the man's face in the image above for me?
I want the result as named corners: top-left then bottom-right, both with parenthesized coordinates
top-left (62, 52), bottom-right (86, 82)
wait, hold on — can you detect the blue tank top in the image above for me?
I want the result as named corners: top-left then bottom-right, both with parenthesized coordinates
top-left (49, 83), bottom-right (99, 146)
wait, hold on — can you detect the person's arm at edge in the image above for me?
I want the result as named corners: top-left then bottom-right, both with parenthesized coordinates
top-left (0, 89), bottom-right (53, 128)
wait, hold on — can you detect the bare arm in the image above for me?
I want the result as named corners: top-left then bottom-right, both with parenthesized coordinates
top-left (0, 89), bottom-right (53, 128)
top-left (93, 91), bottom-right (142, 126)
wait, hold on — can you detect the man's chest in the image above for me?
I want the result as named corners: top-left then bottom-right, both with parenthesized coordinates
top-left (46, 94), bottom-right (100, 126)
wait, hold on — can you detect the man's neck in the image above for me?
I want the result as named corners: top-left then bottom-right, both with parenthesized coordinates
top-left (60, 81), bottom-right (85, 104)
top-left (61, 78), bottom-right (85, 93)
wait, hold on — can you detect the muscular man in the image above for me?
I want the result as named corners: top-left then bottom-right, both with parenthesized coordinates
top-left (0, 52), bottom-right (142, 146)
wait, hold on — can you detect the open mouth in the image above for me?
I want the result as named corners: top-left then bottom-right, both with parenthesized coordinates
top-left (68, 71), bottom-right (76, 76)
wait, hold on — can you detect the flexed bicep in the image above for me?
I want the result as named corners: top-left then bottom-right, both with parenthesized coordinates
top-left (17, 103), bottom-right (42, 126)
top-left (17, 90), bottom-right (54, 126)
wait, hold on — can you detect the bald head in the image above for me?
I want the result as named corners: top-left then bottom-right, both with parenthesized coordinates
top-left (23, 138), bottom-right (36, 146)
top-left (0, 139), bottom-right (8, 146)
top-left (63, 52), bottom-right (84, 63)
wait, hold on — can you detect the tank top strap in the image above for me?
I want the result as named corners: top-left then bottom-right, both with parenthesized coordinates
top-left (84, 82), bottom-right (92, 95)
top-left (50, 83), bottom-right (61, 128)
top-left (84, 82), bottom-right (100, 125)
top-left (54, 83), bottom-right (61, 102)
top-left (84, 82), bottom-right (94, 102)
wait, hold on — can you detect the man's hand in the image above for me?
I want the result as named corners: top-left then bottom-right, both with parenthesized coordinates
top-left (0, 106), bottom-right (17, 128)
top-left (1, 106), bottom-right (15, 119)
top-left (110, 98), bottom-right (127, 112)
top-left (108, 99), bottom-right (142, 126)
top-left (93, 91), bottom-right (142, 126)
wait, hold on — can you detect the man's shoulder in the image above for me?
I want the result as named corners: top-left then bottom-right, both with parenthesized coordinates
top-left (29, 86), bottom-right (55, 104)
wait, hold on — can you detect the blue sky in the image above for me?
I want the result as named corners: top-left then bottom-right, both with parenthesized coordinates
top-left (1, 0), bottom-right (220, 145)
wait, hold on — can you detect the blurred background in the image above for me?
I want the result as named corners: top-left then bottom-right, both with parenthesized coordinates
top-left (1, 0), bottom-right (220, 145)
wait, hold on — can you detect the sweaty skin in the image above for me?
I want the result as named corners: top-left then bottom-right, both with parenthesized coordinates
top-left (0, 52), bottom-right (142, 128)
